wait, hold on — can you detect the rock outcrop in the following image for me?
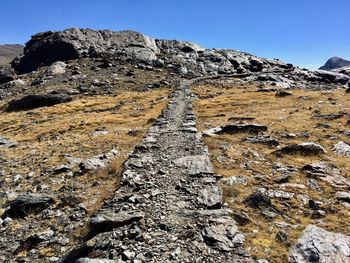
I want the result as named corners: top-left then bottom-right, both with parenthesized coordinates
top-left (9, 28), bottom-right (350, 87)
top-left (12, 29), bottom-right (158, 73)
top-left (289, 225), bottom-right (350, 263)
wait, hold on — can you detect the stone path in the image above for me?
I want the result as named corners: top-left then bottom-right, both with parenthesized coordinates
top-left (60, 79), bottom-right (252, 263)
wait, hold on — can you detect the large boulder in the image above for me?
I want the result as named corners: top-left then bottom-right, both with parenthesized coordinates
top-left (6, 93), bottom-right (72, 111)
top-left (289, 225), bottom-right (350, 263)
top-left (12, 28), bottom-right (159, 73)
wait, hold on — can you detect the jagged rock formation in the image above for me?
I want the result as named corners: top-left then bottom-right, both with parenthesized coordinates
top-left (319, 56), bottom-right (350, 70)
top-left (0, 44), bottom-right (23, 65)
top-left (9, 28), bottom-right (350, 87)
top-left (59, 78), bottom-right (252, 262)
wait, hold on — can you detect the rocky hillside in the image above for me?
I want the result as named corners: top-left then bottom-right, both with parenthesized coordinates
top-left (319, 56), bottom-right (350, 71)
top-left (0, 44), bottom-right (23, 65)
top-left (0, 28), bottom-right (349, 263)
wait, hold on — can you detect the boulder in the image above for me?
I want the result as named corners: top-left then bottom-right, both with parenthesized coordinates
top-left (90, 210), bottom-right (144, 234)
top-left (201, 217), bottom-right (242, 251)
top-left (197, 185), bottom-right (222, 209)
top-left (6, 93), bottom-right (72, 111)
top-left (44, 61), bottom-right (67, 76)
top-left (289, 225), bottom-right (350, 263)
top-left (4, 194), bottom-right (54, 218)
top-left (274, 142), bottom-right (325, 156)
top-left (332, 141), bottom-right (350, 157)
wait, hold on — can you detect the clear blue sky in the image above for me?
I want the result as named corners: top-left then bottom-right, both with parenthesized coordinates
top-left (1, 0), bottom-right (349, 69)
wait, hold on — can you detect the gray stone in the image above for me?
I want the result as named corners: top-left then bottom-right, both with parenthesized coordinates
top-left (197, 185), bottom-right (222, 208)
top-left (220, 175), bottom-right (248, 186)
top-left (174, 155), bottom-right (213, 175)
top-left (335, 192), bottom-right (350, 203)
top-left (302, 162), bottom-right (350, 188)
top-left (5, 194), bottom-right (54, 218)
top-left (274, 142), bottom-right (325, 156)
top-left (90, 210), bottom-right (144, 234)
top-left (289, 225), bottom-right (350, 263)
top-left (0, 136), bottom-right (16, 148)
top-left (201, 217), bottom-right (240, 251)
top-left (75, 259), bottom-right (118, 263)
top-left (44, 61), bottom-right (67, 76)
top-left (79, 149), bottom-right (118, 172)
top-left (242, 135), bottom-right (279, 146)
top-left (333, 141), bottom-right (350, 157)
top-left (13, 28), bottom-right (159, 73)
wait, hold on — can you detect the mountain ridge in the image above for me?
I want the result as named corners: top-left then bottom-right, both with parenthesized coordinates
top-left (319, 56), bottom-right (350, 70)
top-left (0, 44), bottom-right (23, 65)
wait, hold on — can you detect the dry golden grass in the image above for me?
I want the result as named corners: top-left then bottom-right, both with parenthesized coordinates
top-left (0, 87), bottom-right (171, 259)
top-left (192, 80), bottom-right (350, 262)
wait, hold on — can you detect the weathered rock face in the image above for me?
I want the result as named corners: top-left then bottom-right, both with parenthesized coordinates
top-left (9, 28), bottom-right (350, 87)
top-left (289, 225), bottom-right (350, 263)
top-left (12, 28), bottom-right (159, 73)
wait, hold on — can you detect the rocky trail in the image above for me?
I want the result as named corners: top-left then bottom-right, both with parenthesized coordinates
top-left (59, 79), bottom-right (252, 263)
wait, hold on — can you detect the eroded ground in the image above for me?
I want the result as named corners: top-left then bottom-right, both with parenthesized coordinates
top-left (192, 79), bottom-right (350, 262)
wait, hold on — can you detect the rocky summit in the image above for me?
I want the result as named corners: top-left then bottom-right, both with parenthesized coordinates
top-left (319, 56), bottom-right (350, 71)
top-left (0, 28), bottom-right (350, 263)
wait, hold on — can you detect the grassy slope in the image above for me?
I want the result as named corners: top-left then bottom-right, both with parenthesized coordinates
top-left (192, 80), bottom-right (350, 262)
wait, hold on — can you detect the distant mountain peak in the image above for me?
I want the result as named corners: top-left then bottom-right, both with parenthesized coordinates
top-left (319, 56), bottom-right (350, 70)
